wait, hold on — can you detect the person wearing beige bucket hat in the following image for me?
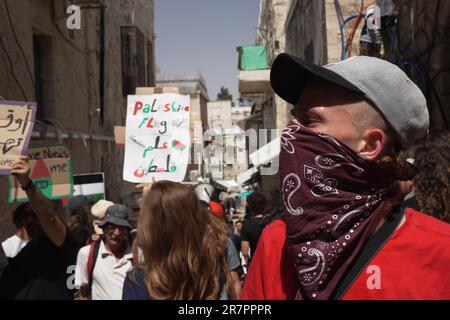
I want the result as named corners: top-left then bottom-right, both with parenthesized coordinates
top-left (90, 200), bottom-right (114, 236)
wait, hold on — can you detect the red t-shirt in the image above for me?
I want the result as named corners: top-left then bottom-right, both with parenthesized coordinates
top-left (240, 208), bottom-right (450, 300)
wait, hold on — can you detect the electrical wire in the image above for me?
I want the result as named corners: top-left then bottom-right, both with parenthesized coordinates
top-left (350, 0), bottom-right (448, 127)
top-left (399, 45), bottom-right (449, 128)
top-left (396, 0), bottom-right (448, 127)
top-left (345, 0), bottom-right (365, 57)
top-left (335, 0), bottom-right (374, 59)
top-left (4, 0), bottom-right (35, 85)
top-left (0, 32), bottom-right (28, 100)
top-left (335, 0), bottom-right (349, 38)
top-left (346, 17), bottom-right (362, 57)
top-left (334, 0), bottom-right (348, 60)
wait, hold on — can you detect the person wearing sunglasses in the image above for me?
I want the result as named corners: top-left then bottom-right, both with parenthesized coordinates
top-left (74, 204), bottom-right (133, 300)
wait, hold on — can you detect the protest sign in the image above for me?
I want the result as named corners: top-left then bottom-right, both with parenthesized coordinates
top-left (123, 94), bottom-right (190, 183)
top-left (114, 126), bottom-right (126, 149)
top-left (135, 87), bottom-right (179, 95)
top-left (8, 144), bottom-right (73, 203)
top-left (0, 101), bottom-right (37, 174)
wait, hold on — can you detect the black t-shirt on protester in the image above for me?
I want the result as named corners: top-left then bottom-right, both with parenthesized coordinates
top-left (71, 224), bottom-right (91, 247)
top-left (0, 229), bottom-right (79, 300)
top-left (240, 217), bottom-right (265, 257)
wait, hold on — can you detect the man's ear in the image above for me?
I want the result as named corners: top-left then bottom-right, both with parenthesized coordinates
top-left (359, 129), bottom-right (386, 161)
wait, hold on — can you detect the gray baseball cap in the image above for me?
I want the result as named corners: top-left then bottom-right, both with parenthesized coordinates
top-left (270, 53), bottom-right (430, 149)
top-left (97, 204), bottom-right (133, 229)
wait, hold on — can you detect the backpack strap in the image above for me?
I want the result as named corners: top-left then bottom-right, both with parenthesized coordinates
top-left (87, 240), bottom-right (101, 289)
top-left (331, 206), bottom-right (406, 300)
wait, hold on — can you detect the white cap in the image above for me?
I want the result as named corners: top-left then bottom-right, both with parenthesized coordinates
top-left (91, 200), bottom-right (114, 235)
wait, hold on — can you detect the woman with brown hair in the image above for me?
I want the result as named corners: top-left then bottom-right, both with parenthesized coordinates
top-left (413, 130), bottom-right (450, 223)
top-left (122, 180), bottom-right (233, 300)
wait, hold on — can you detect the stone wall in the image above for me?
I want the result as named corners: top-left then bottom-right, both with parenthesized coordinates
top-left (0, 0), bottom-right (155, 241)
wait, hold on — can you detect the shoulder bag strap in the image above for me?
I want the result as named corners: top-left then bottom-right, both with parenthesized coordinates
top-left (331, 206), bottom-right (406, 300)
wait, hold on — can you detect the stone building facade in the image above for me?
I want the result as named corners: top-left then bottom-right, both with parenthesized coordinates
top-left (239, 0), bottom-right (449, 202)
top-left (0, 0), bottom-right (155, 240)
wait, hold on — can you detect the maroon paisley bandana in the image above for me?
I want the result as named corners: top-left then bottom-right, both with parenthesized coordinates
top-left (280, 119), bottom-right (396, 300)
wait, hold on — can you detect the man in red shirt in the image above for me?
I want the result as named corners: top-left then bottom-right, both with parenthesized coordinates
top-left (241, 54), bottom-right (450, 300)
top-left (241, 209), bottom-right (450, 300)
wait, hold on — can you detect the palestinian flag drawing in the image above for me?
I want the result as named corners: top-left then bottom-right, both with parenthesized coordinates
top-left (172, 139), bottom-right (187, 151)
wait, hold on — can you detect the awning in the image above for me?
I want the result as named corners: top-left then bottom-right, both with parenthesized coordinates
top-left (236, 167), bottom-right (258, 185)
top-left (236, 138), bottom-right (281, 185)
top-left (249, 137), bottom-right (280, 168)
top-left (215, 179), bottom-right (240, 193)
top-left (236, 112), bottom-right (263, 125)
top-left (238, 69), bottom-right (271, 95)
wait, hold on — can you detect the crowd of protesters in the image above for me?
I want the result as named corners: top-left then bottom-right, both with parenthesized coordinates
top-left (1, 49), bottom-right (449, 300)
top-left (0, 154), bottom-right (280, 300)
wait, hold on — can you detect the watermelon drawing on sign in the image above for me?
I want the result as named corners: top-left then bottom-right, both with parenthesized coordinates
top-left (172, 139), bottom-right (187, 151)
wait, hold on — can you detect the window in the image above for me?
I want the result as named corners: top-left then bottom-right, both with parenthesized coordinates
top-left (33, 33), bottom-right (55, 119)
top-left (121, 26), bottom-right (154, 96)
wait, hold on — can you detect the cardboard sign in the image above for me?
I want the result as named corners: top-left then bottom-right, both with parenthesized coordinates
top-left (8, 145), bottom-right (73, 203)
top-left (0, 101), bottom-right (37, 174)
top-left (72, 172), bottom-right (105, 202)
top-left (123, 94), bottom-right (190, 183)
top-left (135, 87), bottom-right (179, 95)
top-left (114, 126), bottom-right (126, 149)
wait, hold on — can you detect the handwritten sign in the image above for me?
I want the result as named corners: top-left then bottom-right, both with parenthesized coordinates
top-left (0, 101), bottom-right (37, 175)
top-left (123, 94), bottom-right (190, 183)
top-left (7, 144), bottom-right (73, 203)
